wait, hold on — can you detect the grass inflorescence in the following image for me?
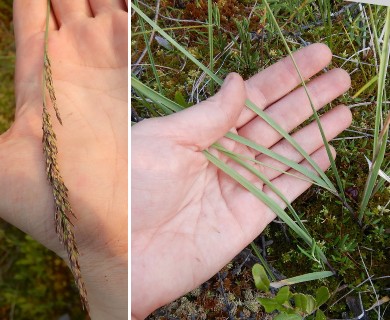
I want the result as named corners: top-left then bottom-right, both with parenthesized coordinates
top-left (42, 0), bottom-right (89, 313)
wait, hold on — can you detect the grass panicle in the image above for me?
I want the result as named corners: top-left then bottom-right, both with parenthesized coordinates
top-left (44, 56), bottom-right (62, 125)
top-left (42, 0), bottom-right (89, 312)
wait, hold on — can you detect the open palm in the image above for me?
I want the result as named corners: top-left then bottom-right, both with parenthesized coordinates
top-left (132, 44), bottom-right (352, 318)
top-left (0, 1), bottom-right (127, 318)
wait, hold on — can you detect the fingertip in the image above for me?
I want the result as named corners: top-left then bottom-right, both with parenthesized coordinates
top-left (223, 72), bottom-right (244, 89)
top-left (335, 104), bottom-right (353, 127)
top-left (332, 68), bottom-right (352, 90)
top-left (310, 43), bottom-right (333, 65)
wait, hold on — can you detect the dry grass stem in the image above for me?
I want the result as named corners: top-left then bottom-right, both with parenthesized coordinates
top-left (42, 54), bottom-right (89, 312)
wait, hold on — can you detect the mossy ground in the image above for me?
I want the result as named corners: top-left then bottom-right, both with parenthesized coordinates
top-left (132, 1), bottom-right (389, 319)
top-left (0, 1), bottom-right (87, 318)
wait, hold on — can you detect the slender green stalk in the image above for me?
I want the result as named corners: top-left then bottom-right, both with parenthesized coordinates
top-left (132, 0), bottom-right (338, 266)
top-left (359, 7), bottom-right (390, 223)
top-left (132, 3), bottom-right (338, 191)
top-left (250, 242), bottom-right (276, 281)
top-left (373, 7), bottom-right (390, 151)
top-left (262, 0), bottom-right (349, 210)
top-left (214, 144), bottom-right (311, 236)
top-left (213, 143), bottom-right (330, 190)
top-left (131, 3), bottom-right (222, 85)
top-left (352, 75), bottom-right (378, 99)
top-left (132, 87), bottom-right (166, 116)
top-left (368, 5), bottom-right (382, 61)
top-left (132, 25), bottom-right (209, 37)
top-left (208, 0), bottom-right (214, 95)
top-left (133, 0), bottom-right (162, 93)
top-left (203, 150), bottom-right (328, 265)
top-left (340, 23), bottom-right (368, 83)
top-left (131, 76), bottom-right (185, 113)
top-left (132, 76), bottom-right (331, 192)
top-left (131, 76), bottom-right (183, 115)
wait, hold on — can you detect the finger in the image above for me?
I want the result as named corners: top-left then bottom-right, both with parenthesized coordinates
top-left (257, 105), bottom-right (351, 181)
top-left (89, 0), bottom-right (127, 15)
top-left (263, 145), bottom-right (336, 215)
top-left (163, 73), bottom-right (246, 151)
top-left (51, 1), bottom-right (93, 26)
top-left (238, 68), bottom-right (351, 150)
top-left (236, 43), bottom-right (333, 128)
top-left (13, 1), bottom-right (57, 46)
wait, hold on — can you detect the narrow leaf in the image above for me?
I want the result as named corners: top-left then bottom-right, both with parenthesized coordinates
top-left (270, 271), bottom-right (334, 289)
top-left (203, 151), bottom-right (327, 262)
top-left (365, 155), bottom-right (390, 183)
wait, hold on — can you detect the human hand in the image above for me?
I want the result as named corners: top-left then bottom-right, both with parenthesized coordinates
top-left (131, 43), bottom-right (352, 319)
top-left (0, 1), bottom-right (127, 319)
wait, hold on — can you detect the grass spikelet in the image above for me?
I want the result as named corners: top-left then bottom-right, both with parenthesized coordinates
top-left (44, 56), bottom-right (62, 125)
top-left (42, 0), bottom-right (89, 313)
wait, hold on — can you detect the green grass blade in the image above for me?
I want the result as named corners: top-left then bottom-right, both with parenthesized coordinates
top-left (133, 0), bottom-right (162, 93)
top-left (368, 5), bottom-right (382, 60)
top-left (132, 76), bottom-right (333, 193)
top-left (208, 0), bottom-right (214, 95)
top-left (359, 7), bottom-right (390, 222)
top-left (203, 150), bottom-right (327, 264)
top-left (132, 86), bottom-right (162, 117)
top-left (132, 1), bottom-right (338, 189)
top-left (373, 7), bottom-right (390, 152)
top-left (250, 242), bottom-right (277, 282)
top-left (270, 271), bottom-right (334, 289)
top-left (243, 100), bottom-right (337, 192)
top-left (133, 73), bottom-right (334, 192)
top-left (213, 143), bottom-right (330, 190)
top-left (225, 132), bottom-right (333, 192)
top-left (131, 2), bottom-right (222, 86)
top-left (352, 75), bottom-right (378, 99)
top-left (131, 76), bottom-right (184, 113)
top-left (214, 144), bottom-right (311, 236)
top-left (132, 25), bottom-right (209, 37)
top-left (263, 0), bottom-right (347, 208)
top-left (359, 129), bottom-right (389, 222)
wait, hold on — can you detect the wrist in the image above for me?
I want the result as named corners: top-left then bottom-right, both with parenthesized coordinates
top-left (82, 252), bottom-right (128, 319)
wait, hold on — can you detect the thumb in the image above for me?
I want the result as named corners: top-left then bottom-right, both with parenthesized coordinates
top-left (164, 72), bottom-right (246, 151)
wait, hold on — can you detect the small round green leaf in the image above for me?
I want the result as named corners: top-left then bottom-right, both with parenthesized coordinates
top-left (315, 286), bottom-right (330, 308)
top-left (252, 264), bottom-right (270, 292)
top-left (294, 293), bottom-right (307, 312)
top-left (315, 309), bottom-right (327, 320)
top-left (276, 286), bottom-right (291, 305)
top-left (258, 298), bottom-right (280, 313)
top-left (274, 313), bottom-right (303, 320)
top-left (305, 295), bottom-right (316, 314)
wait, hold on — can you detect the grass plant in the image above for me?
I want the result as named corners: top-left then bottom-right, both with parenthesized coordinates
top-left (359, 6), bottom-right (390, 224)
top-left (132, 1), bottom-right (389, 318)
